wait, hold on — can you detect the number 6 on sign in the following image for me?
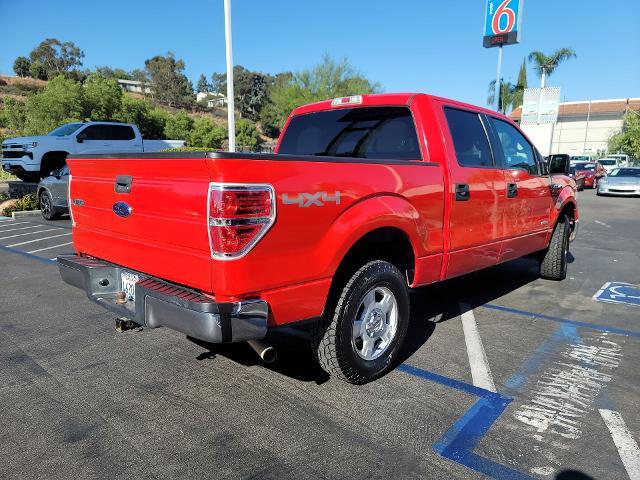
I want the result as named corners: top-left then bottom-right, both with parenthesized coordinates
top-left (483, 0), bottom-right (523, 48)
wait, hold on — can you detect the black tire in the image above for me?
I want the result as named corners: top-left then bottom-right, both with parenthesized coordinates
top-left (39, 190), bottom-right (60, 220)
top-left (540, 215), bottom-right (570, 281)
top-left (313, 260), bottom-right (410, 384)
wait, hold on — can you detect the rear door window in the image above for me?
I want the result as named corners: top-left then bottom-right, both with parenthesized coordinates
top-left (278, 107), bottom-right (422, 160)
top-left (443, 107), bottom-right (495, 167)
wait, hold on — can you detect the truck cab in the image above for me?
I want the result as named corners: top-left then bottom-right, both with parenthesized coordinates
top-left (1, 122), bottom-right (184, 181)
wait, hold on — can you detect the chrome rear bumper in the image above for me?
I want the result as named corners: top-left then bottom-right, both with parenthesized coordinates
top-left (57, 255), bottom-right (268, 343)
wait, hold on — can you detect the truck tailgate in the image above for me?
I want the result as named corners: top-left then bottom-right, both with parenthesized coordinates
top-left (67, 157), bottom-right (213, 292)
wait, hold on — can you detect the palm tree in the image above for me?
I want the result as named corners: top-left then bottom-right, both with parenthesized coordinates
top-left (528, 48), bottom-right (577, 88)
top-left (487, 80), bottom-right (522, 114)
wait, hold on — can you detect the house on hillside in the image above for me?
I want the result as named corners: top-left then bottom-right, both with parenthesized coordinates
top-left (510, 98), bottom-right (640, 156)
top-left (117, 79), bottom-right (153, 94)
top-left (196, 91), bottom-right (227, 108)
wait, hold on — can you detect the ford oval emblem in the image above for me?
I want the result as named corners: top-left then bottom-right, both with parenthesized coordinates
top-left (112, 201), bottom-right (132, 218)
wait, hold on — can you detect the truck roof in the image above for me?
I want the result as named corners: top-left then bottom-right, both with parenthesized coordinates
top-left (291, 92), bottom-right (511, 122)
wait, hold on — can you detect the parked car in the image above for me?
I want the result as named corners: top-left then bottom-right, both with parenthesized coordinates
top-left (57, 93), bottom-right (578, 384)
top-left (597, 157), bottom-right (625, 174)
top-left (573, 162), bottom-right (604, 189)
top-left (1, 122), bottom-right (185, 182)
top-left (568, 165), bottom-right (586, 190)
top-left (570, 155), bottom-right (595, 164)
top-left (597, 167), bottom-right (640, 196)
top-left (37, 164), bottom-right (70, 220)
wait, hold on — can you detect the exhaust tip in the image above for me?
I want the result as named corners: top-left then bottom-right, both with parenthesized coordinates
top-left (247, 339), bottom-right (278, 364)
top-left (260, 346), bottom-right (278, 364)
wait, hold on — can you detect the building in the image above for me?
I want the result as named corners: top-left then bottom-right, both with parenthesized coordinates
top-left (196, 91), bottom-right (227, 108)
top-left (510, 98), bottom-right (640, 157)
top-left (116, 79), bottom-right (153, 94)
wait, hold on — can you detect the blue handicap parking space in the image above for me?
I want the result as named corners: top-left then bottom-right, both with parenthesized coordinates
top-left (593, 282), bottom-right (640, 307)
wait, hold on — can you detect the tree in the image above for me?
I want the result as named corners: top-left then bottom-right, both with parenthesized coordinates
top-left (487, 80), bottom-right (521, 114)
top-left (144, 52), bottom-right (194, 108)
top-left (164, 111), bottom-right (194, 140)
top-left (28, 38), bottom-right (85, 80)
top-left (513, 58), bottom-right (528, 109)
top-left (609, 112), bottom-right (640, 160)
top-left (261, 56), bottom-right (378, 137)
top-left (83, 74), bottom-right (123, 120)
top-left (235, 119), bottom-right (262, 150)
top-left (196, 74), bottom-right (210, 93)
top-left (95, 66), bottom-right (133, 80)
top-left (528, 48), bottom-right (576, 88)
top-left (0, 98), bottom-right (27, 134)
top-left (115, 96), bottom-right (167, 139)
top-left (209, 66), bottom-right (271, 121)
top-left (188, 117), bottom-right (226, 148)
top-left (13, 57), bottom-right (31, 77)
top-left (24, 76), bottom-right (84, 135)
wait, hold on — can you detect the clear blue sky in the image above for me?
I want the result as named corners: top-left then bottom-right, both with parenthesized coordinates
top-left (1, 0), bottom-right (639, 107)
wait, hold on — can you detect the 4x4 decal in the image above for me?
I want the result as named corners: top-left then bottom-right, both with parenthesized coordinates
top-left (282, 192), bottom-right (341, 207)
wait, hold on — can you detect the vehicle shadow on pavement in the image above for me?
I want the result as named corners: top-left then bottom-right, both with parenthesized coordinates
top-left (187, 257), bottom-right (541, 384)
top-left (397, 257), bottom-right (541, 364)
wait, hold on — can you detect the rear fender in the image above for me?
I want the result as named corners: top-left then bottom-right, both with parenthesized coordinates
top-left (316, 195), bottom-right (424, 278)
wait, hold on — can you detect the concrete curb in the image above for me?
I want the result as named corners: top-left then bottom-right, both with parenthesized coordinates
top-left (11, 210), bottom-right (42, 219)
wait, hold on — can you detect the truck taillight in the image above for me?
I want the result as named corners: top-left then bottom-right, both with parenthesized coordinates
top-left (207, 183), bottom-right (275, 259)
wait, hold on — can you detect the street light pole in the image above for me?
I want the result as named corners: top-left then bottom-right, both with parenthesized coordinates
top-left (223, 0), bottom-right (235, 152)
top-left (495, 45), bottom-right (503, 112)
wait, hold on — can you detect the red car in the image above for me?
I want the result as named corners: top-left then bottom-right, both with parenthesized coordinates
top-left (568, 165), bottom-right (586, 190)
top-left (58, 93), bottom-right (578, 384)
top-left (574, 162), bottom-right (604, 188)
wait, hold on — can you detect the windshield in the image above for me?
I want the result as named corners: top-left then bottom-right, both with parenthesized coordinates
top-left (610, 168), bottom-right (640, 177)
top-left (571, 156), bottom-right (589, 161)
top-left (575, 163), bottom-right (595, 171)
top-left (48, 123), bottom-right (84, 137)
top-left (599, 159), bottom-right (616, 166)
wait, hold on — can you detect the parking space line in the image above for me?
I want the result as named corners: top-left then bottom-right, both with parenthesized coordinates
top-left (6, 233), bottom-right (72, 247)
top-left (0, 228), bottom-right (62, 241)
top-left (0, 221), bottom-right (30, 229)
top-left (27, 242), bottom-right (73, 254)
top-left (460, 303), bottom-right (496, 392)
top-left (483, 304), bottom-right (640, 338)
top-left (0, 225), bottom-right (44, 234)
top-left (599, 409), bottom-right (640, 480)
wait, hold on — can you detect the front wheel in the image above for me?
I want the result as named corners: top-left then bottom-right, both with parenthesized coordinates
top-left (313, 260), bottom-right (410, 384)
top-left (539, 215), bottom-right (570, 281)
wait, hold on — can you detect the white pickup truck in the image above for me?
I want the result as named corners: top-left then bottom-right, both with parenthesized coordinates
top-left (1, 122), bottom-right (185, 181)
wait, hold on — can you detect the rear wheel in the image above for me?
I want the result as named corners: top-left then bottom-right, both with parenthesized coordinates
top-left (39, 190), bottom-right (60, 220)
top-left (539, 215), bottom-right (570, 281)
top-left (313, 260), bottom-right (410, 384)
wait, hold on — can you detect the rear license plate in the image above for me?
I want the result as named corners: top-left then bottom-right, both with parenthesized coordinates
top-left (121, 271), bottom-right (140, 302)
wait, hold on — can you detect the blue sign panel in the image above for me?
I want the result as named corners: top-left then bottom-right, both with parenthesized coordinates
top-left (593, 282), bottom-right (640, 307)
top-left (483, 0), bottom-right (523, 48)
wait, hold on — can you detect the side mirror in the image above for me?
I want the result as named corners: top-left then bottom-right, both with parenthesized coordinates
top-left (76, 133), bottom-right (87, 143)
top-left (548, 156), bottom-right (570, 175)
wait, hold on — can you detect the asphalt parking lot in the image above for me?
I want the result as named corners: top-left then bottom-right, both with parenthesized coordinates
top-left (1, 189), bottom-right (639, 480)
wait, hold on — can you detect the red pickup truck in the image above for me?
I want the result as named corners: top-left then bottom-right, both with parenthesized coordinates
top-left (58, 93), bottom-right (578, 384)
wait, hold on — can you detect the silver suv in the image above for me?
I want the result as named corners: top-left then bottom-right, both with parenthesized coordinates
top-left (37, 164), bottom-right (69, 220)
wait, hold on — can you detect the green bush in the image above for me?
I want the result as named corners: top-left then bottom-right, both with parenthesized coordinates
top-left (235, 119), bottom-right (262, 151)
top-left (164, 111), bottom-right (193, 140)
top-left (162, 147), bottom-right (220, 152)
top-left (0, 193), bottom-right (38, 216)
top-left (188, 117), bottom-right (226, 149)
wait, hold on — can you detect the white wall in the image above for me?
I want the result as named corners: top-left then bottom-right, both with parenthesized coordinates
top-left (520, 114), bottom-right (623, 156)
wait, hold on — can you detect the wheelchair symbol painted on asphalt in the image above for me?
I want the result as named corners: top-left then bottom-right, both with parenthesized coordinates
top-left (593, 282), bottom-right (640, 307)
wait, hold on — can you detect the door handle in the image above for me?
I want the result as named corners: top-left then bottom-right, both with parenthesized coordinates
top-left (114, 175), bottom-right (132, 194)
top-left (507, 183), bottom-right (518, 198)
top-left (455, 184), bottom-right (470, 201)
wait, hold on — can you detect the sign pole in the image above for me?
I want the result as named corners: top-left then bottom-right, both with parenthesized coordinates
top-left (495, 45), bottom-right (503, 111)
top-left (223, 0), bottom-right (235, 152)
